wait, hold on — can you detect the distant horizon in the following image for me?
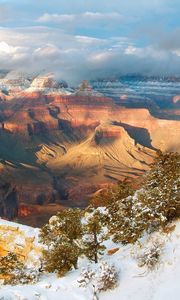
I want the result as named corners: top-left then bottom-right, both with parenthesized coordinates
top-left (1, 69), bottom-right (180, 86)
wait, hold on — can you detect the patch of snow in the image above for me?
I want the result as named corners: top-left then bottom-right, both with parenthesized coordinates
top-left (0, 219), bottom-right (179, 300)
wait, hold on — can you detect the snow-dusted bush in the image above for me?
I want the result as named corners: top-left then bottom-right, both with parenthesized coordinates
top-left (0, 252), bottom-right (39, 285)
top-left (96, 262), bottom-right (119, 292)
top-left (135, 238), bottom-right (164, 271)
top-left (77, 262), bottom-right (119, 292)
top-left (5, 267), bottom-right (39, 285)
top-left (77, 265), bottom-right (95, 287)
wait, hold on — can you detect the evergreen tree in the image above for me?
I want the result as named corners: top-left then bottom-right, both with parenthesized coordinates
top-left (108, 193), bottom-right (147, 244)
top-left (42, 235), bottom-right (81, 276)
top-left (40, 208), bottom-right (83, 276)
top-left (109, 180), bottom-right (134, 204)
top-left (108, 151), bottom-right (180, 244)
top-left (90, 180), bottom-right (133, 208)
top-left (107, 181), bottom-right (140, 244)
top-left (83, 209), bottom-right (107, 263)
top-left (144, 151), bottom-right (180, 221)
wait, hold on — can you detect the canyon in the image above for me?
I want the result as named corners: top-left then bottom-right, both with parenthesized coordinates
top-left (0, 72), bottom-right (179, 225)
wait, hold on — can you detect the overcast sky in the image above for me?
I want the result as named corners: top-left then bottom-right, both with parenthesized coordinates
top-left (0, 0), bottom-right (179, 82)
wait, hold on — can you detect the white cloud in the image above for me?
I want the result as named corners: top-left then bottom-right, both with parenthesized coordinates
top-left (172, 50), bottom-right (180, 57)
top-left (34, 44), bottom-right (60, 57)
top-left (37, 13), bottom-right (76, 23)
top-left (89, 51), bottom-right (115, 64)
top-left (0, 41), bottom-right (28, 61)
top-left (82, 12), bottom-right (123, 20)
top-left (0, 42), bottom-right (16, 54)
top-left (124, 46), bottom-right (138, 55)
top-left (36, 12), bottom-right (124, 26)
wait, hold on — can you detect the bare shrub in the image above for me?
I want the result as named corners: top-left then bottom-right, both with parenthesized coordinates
top-left (77, 261), bottom-right (119, 292)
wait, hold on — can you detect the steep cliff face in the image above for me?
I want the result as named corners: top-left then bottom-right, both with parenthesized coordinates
top-left (51, 96), bottom-right (179, 152)
top-left (1, 81), bottom-right (179, 151)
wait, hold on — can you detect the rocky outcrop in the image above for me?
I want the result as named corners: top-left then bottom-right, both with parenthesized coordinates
top-left (0, 71), bottom-right (70, 99)
top-left (75, 80), bottom-right (103, 97)
top-left (0, 219), bottom-right (41, 274)
top-left (29, 73), bottom-right (68, 92)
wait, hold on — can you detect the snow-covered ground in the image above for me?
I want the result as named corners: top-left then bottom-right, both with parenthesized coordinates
top-left (0, 218), bottom-right (39, 238)
top-left (0, 218), bottom-right (179, 300)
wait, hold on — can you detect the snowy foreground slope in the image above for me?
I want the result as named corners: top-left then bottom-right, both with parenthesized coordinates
top-left (0, 218), bottom-right (179, 300)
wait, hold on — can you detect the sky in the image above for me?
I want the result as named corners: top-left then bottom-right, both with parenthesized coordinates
top-left (0, 0), bottom-right (180, 82)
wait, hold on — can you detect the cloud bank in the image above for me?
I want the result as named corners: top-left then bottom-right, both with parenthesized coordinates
top-left (0, 0), bottom-right (179, 82)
